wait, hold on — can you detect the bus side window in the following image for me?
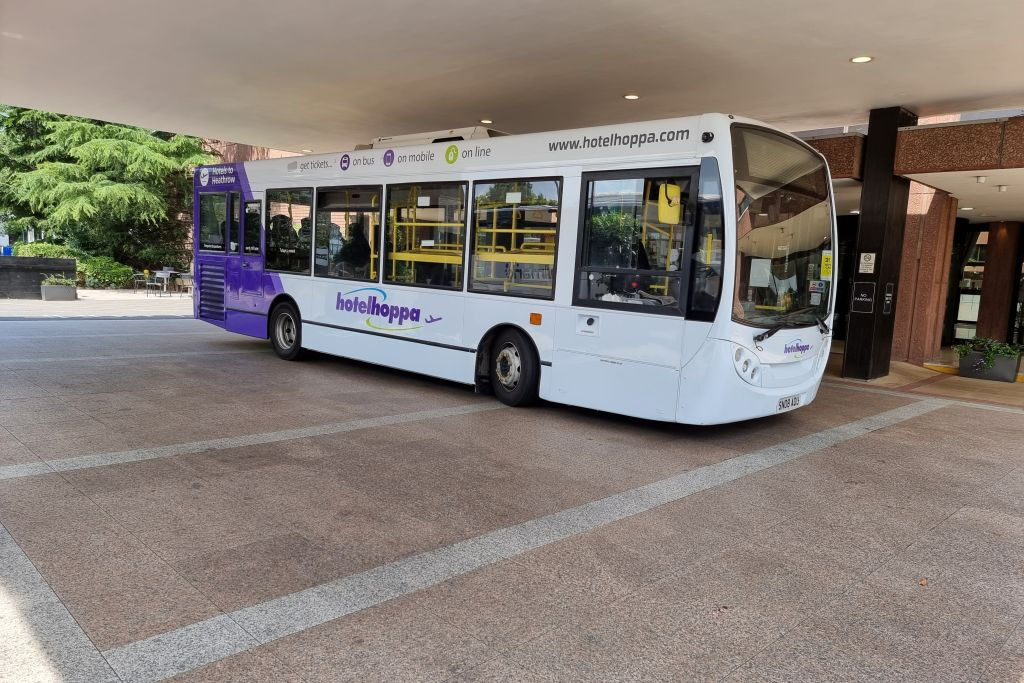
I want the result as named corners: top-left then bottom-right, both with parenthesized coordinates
top-left (198, 193), bottom-right (227, 251)
top-left (384, 182), bottom-right (467, 290)
top-left (688, 157), bottom-right (724, 320)
top-left (469, 178), bottom-right (561, 299)
top-left (243, 201), bottom-right (262, 254)
top-left (265, 188), bottom-right (313, 274)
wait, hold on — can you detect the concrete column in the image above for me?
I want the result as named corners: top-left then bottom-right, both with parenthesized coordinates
top-left (976, 221), bottom-right (1022, 340)
top-left (842, 106), bottom-right (919, 380)
top-left (891, 182), bottom-right (957, 363)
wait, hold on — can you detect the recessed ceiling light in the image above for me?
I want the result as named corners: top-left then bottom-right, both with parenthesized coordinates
top-left (997, 185), bottom-right (1008, 192)
top-left (479, 119), bottom-right (493, 124)
top-left (301, 149), bottom-right (313, 153)
top-left (850, 56), bottom-right (873, 63)
top-left (960, 207), bottom-right (973, 211)
top-left (976, 176), bottom-right (987, 184)
top-left (623, 94), bottom-right (640, 100)
top-left (1, 31), bottom-right (24, 40)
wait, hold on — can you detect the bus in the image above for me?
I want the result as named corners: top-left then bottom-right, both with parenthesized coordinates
top-left (193, 114), bottom-right (836, 425)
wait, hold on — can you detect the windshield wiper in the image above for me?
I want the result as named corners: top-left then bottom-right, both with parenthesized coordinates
top-left (753, 324), bottom-right (786, 344)
top-left (816, 316), bottom-right (830, 335)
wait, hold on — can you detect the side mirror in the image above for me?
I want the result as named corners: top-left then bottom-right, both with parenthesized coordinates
top-left (658, 183), bottom-right (682, 224)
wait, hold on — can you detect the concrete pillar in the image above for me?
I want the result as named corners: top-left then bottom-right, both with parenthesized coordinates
top-left (976, 221), bottom-right (1022, 340)
top-left (891, 182), bottom-right (957, 363)
top-left (842, 106), bottom-right (919, 380)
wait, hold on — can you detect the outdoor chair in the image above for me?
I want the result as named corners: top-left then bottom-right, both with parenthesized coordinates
top-left (176, 275), bottom-right (194, 297)
top-left (131, 272), bottom-right (147, 292)
top-left (144, 273), bottom-right (163, 297)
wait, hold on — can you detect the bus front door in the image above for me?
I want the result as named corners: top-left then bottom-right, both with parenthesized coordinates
top-left (239, 199), bottom-right (264, 312)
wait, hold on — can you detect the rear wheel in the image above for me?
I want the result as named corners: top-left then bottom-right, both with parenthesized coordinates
top-left (489, 328), bottom-right (539, 407)
top-left (270, 302), bottom-right (303, 361)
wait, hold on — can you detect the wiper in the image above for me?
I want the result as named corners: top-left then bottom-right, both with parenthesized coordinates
top-left (816, 316), bottom-right (830, 335)
top-left (753, 324), bottom-right (785, 344)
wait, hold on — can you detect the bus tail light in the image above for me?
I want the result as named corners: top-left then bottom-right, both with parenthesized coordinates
top-left (732, 345), bottom-right (762, 386)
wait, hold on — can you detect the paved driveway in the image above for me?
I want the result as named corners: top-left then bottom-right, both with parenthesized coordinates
top-left (1, 318), bottom-right (1022, 682)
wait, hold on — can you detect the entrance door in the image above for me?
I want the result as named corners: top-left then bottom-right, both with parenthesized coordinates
top-left (550, 168), bottom-right (696, 421)
top-left (240, 199), bottom-right (264, 310)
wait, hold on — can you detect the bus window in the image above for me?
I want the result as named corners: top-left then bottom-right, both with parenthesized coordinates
top-left (384, 182), bottom-right (467, 289)
top-left (575, 171), bottom-right (694, 313)
top-left (228, 191), bottom-right (241, 253)
top-left (314, 186), bottom-right (381, 282)
top-left (243, 201), bottom-right (261, 254)
top-left (198, 193), bottom-right (227, 251)
top-left (688, 157), bottom-right (724, 319)
top-left (265, 188), bottom-right (313, 274)
top-left (469, 178), bottom-right (560, 298)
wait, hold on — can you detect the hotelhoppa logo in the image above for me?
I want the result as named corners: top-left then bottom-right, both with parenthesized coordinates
top-left (784, 339), bottom-right (812, 357)
top-left (199, 168), bottom-right (209, 186)
top-left (336, 287), bottom-right (442, 332)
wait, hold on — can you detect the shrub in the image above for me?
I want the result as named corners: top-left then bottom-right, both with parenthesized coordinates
top-left (81, 256), bottom-right (133, 288)
top-left (12, 242), bottom-right (133, 288)
top-left (41, 275), bottom-right (77, 287)
top-left (953, 337), bottom-right (1024, 369)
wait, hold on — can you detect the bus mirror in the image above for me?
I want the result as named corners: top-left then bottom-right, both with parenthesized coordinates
top-left (658, 184), bottom-right (681, 224)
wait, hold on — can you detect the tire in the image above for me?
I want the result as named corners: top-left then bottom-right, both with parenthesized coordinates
top-left (489, 328), bottom-right (539, 407)
top-left (270, 302), bottom-right (303, 361)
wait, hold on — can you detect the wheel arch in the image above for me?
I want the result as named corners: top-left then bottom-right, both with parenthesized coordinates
top-left (474, 323), bottom-right (542, 389)
top-left (266, 294), bottom-right (300, 339)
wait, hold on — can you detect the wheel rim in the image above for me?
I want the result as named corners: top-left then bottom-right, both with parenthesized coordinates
top-left (275, 312), bottom-right (296, 350)
top-left (495, 343), bottom-right (522, 391)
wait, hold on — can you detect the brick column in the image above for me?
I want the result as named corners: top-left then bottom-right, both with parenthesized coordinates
top-left (890, 182), bottom-right (957, 363)
top-left (976, 221), bottom-right (1022, 340)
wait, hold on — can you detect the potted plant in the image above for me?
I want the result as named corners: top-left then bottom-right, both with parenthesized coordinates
top-left (953, 337), bottom-right (1023, 383)
top-left (40, 274), bottom-right (78, 301)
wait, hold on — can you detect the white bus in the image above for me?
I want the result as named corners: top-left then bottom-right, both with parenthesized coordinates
top-left (193, 114), bottom-right (836, 424)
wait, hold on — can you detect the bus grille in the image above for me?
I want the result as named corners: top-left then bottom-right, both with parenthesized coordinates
top-left (198, 263), bottom-right (225, 320)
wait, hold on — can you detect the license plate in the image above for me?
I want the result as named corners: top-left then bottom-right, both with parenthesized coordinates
top-left (776, 395), bottom-right (802, 412)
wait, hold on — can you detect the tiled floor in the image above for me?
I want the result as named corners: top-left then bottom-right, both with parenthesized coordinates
top-left (1, 317), bottom-right (1022, 682)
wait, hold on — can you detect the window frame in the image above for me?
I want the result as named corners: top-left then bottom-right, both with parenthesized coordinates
top-left (197, 191), bottom-right (229, 253)
top-left (382, 180), bottom-right (470, 292)
top-left (312, 184), bottom-right (384, 284)
top-left (572, 166), bottom-right (700, 316)
top-left (242, 199), bottom-right (262, 255)
top-left (264, 186), bottom-right (314, 276)
top-left (467, 175), bottom-right (563, 301)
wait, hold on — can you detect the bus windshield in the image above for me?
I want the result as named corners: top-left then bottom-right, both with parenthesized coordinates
top-left (732, 126), bottom-right (833, 328)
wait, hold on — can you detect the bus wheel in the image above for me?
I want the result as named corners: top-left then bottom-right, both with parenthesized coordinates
top-left (490, 328), bottom-right (539, 407)
top-left (270, 302), bottom-right (303, 361)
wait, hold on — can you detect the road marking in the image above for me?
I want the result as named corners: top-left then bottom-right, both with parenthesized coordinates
top-left (822, 380), bottom-right (1024, 415)
top-left (0, 523), bottom-right (119, 682)
top-left (1, 331), bottom-right (219, 340)
top-left (0, 349), bottom-right (267, 364)
top-left (100, 399), bottom-right (946, 682)
top-left (0, 402), bottom-right (505, 481)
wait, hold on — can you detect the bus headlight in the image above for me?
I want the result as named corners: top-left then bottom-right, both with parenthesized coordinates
top-left (732, 345), bottom-right (762, 386)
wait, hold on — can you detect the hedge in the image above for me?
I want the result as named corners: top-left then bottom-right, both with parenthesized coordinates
top-left (11, 242), bottom-right (134, 288)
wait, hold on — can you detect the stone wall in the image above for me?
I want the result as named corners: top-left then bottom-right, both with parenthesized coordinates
top-left (0, 257), bottom-right (77, 299)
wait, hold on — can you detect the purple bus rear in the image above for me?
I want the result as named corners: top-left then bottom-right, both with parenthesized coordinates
top-left (193, 163), bottom-right (284, 338)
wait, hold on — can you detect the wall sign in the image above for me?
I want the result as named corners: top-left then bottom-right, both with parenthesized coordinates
top-left (858, 252), bottom-right (876, 274)
top-left (883, 282), bottom-right (895, 315)
top-left (851, 281), bottom-right (876, 314)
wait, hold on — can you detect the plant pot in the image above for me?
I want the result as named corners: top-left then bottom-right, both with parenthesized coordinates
top-left (958, 350), bottom-right (1021, 383)
top-left (40, 284), bottom-right (77, 301)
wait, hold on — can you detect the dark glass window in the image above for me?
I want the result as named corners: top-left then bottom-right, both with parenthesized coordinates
top-left (384, 182), bottom-right (467, 289)
top-left (198, 193), bottom-right (227, 251)
top-left (265, 188), bottom-right (313, 274)
top-left (228, 191), bottom-right (240, 253)
top-left (688, 157), bottom-right (725, 319)
top-left (314, 186), bottom-right (381, 281)
top-left (470, 178), bottom-right (560, 298)
top-left (576, 172), bottom-right (694, 313)
top-left (243, 201), bottom-right (261, 254)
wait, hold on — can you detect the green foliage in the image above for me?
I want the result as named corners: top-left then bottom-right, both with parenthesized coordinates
top-left (81, 256), bottom-right (133, 288)
top-left (12, 241), bottom-right (132, 288)
top-left (587, 211), bottom-right (640, 266)
top-left (41, 275), bottom-right (76, 287)
top-left (0, 105), bottom-right (216, 268)
top-left (953, 337), bottom-right (1023, 369)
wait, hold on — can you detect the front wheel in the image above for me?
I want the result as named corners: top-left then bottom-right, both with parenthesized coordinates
top-left (270, 302), bottom-right (303, 361)
top-left (489, 329), bottom-right (539, 407)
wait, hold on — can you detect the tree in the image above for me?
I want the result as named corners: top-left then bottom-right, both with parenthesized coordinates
top-left (0, 106), bottom-right (216, 268)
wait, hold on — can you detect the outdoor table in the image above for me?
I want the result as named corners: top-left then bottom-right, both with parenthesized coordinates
top-left (155, 270), bottom-right (178, 295)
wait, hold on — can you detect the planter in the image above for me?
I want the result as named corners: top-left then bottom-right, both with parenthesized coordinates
top-left (40, 284), bottom-right (77, 301)
top-left (958, 350), bottom-right (1021, 383)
